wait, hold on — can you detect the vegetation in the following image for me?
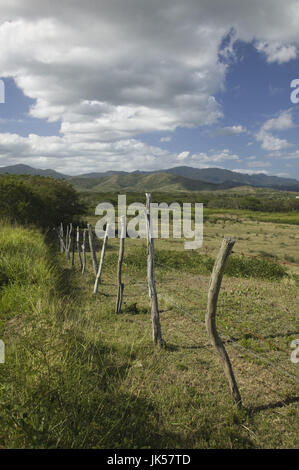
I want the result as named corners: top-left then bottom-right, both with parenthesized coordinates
top-left (105, 246), bottom-right (288, 281)
top-left (0, 178), bottom-right (298, 449)
top-left (0, 216), bottom-right (298, 448)
top-left (79, 189), bottom-right (299, 220)
top-left (69, 172), bottom-right (219, 193)
top-left (0, 174), bottom-right (86, 228)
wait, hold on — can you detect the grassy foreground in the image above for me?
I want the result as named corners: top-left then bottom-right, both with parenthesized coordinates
top-left (0, 222), bottom-right (298, 448)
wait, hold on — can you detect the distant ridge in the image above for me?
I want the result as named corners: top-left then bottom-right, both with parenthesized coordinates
top-left (1, 163), bottom-right (299, 192)
top-left (160, 166), bottom-right (299, 191)
top-left (0, 163), bottom-right (67, 179)
top-left (69, 172), bottom-right (223, 192)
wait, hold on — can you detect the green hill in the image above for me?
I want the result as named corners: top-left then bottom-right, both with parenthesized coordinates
top-left (0, 163), bottom-right (67, 179)
top-left (69, 172), bottom-right (223, 192)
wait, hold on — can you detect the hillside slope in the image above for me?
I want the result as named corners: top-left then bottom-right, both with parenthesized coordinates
top-left (70, 172), bottom-right (224, 192)
top-left (0, 163), bottom-right (67, 179)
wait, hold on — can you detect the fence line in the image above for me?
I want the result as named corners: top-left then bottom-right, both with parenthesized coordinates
top-left (166, 308), bottom-right (294, 407)
top-left (158, 283), bottom-right (295, 356)
top-left (159, 293), bottom-right (299, 385)
top-left (54, 202), bottom-right (299, 409)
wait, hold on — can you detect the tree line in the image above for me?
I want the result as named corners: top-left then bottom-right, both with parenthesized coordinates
top-left (0, 174), bottom-right (86, 228)
top-left (80, 190), bottom-right (299, 214)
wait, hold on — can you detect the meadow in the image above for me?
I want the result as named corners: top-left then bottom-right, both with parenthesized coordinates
top-left (0, 204), bottom-right (298, 448)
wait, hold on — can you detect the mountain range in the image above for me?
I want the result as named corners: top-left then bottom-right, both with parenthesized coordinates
top-left (1, 163), bottom-right (299, 192)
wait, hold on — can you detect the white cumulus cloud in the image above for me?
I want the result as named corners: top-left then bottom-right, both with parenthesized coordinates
top-left (0, 1), bottom-right (299, 172)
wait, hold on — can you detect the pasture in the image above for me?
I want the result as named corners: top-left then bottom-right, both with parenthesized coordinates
top-left (0, 210), bottom-right (298, 448)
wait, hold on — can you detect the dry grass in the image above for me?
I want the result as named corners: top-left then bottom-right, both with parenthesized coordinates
top-left (1, 216), bottom-right (298, 449)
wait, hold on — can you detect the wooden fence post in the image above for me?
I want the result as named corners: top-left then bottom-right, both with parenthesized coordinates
top-left (145, 193), bottom-right (164, 348)
top-left (93, 224), bottom-right (110, 294)
top-left (72, 227), bottom-right (76, 267)
top-left (65, 224), bottom-right (70, 259)
top-left (115, 216), bottom-right (126, 313)
top-left (206, 236), bottom-right (242, 408)
top-left (65, 223), bottom-right (72, 260)
top-left (77, 226), bottom-right (83, 270)
top-left (55, 224), bottom-right (66, 253)
top-left (82, 228), bottom-right (87, 274)
top-left (88, 224), bottom-right (98, 277)
top-left (60, 222), bottom-right (64, 253)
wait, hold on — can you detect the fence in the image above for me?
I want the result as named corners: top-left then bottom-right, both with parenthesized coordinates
top-left (54, 194), bottom-right (299, 409)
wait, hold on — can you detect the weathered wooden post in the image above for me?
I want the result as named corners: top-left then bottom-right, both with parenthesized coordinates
top-left (145, 193), bottom-right (164, 348)
top-left (65, 224), bottom-right (69, 258)
top-left (88, 224), bottom-right (98, 277)
top-left (206, 236), bottom-right (242, 408)
top-left (65, 224), bottom-right (72, 260)
top-left (77, 226), bottom-right (83, 270)
top-left (115, 216), bottom-right (126, 313)
top-left (71, 227), bottom-right (76, 267)
top-left (60, 222), bottom-right (64, 253)
top-left (93, 224), bottom-right (110, 294)
top-left (55, 224), bottom-right (66, 253)
top-left (82, 228), bottom-right (87, 274)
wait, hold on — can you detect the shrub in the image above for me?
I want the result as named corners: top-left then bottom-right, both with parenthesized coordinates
top-left (0, 174), bottom-right (86, 228)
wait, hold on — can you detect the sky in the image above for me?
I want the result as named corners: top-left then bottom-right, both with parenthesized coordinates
top-left (0, 0), bottom-right (299, 178)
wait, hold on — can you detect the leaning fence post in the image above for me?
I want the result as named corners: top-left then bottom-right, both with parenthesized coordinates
top-left (205, 236), bottom-right (242, 408)
top-left (81, 229), bottom-right (87, 274)
top-left (88, 224), bottom-right (98, 277)
top-left (93, 224), bottom-right (110, 294)
top-left (145, 193), bottom-right (164, 348)
top-left (77, 226), bottom-right (83, 270)
top-left (115, 216), bottom-right (126, 313)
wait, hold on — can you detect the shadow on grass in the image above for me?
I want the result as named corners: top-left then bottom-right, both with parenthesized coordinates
top-left (246, 396), bottom-right (299, 415)
top-left (28, 234), bottom-right (254, 449)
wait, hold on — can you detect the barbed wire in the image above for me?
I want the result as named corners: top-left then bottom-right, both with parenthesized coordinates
top-left (56, 222), bottom-right (299, 385)
top-left (158, 290), bottom-right (299, 385)
top-left (159, 283), bottom-right (297, 356)
top-left (166, 307), bottom-right (295, 406)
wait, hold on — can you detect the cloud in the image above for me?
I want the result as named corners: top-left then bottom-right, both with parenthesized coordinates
top-left (267, 149), bottom-right (299, 159)
top-left (247, 160), bottom-right (272, 168)
top-left (255, 41), bottom-right (297, 63)
top-left (191, 149), bottom-right (240, 164)
top-left (213, 125), bottom-right (247, 136)
top-left (1, 1), bottom-right (299, 171)
top-left (256, 110), bottom-right (294, 151)
top-left (262, 110), bottom-right (295, 132)
top-left (177, 151), bottom-right (190, 160)
top-left (160, 136), bottom-right (172, 142)
top-left (232, 169), bottom-right (269, 175)
top-left (0, 131), bottom-right (240, 174)
top-left (0, 133), bottom-right (181, 174)
top-left (256, 132), bottom-right (290, 151)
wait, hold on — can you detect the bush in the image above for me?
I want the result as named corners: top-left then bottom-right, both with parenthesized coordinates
top-left (0, 174), bottom-right (86, 228)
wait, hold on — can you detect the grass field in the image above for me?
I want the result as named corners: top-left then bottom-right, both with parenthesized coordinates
top-left (0, 215), bottom-right (298, 449)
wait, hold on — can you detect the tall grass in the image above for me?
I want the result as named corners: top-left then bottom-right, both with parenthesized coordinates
top-left (0, 223), bottom-right (178, 448)
top-left (0, 223), bottom-right (140, 448)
